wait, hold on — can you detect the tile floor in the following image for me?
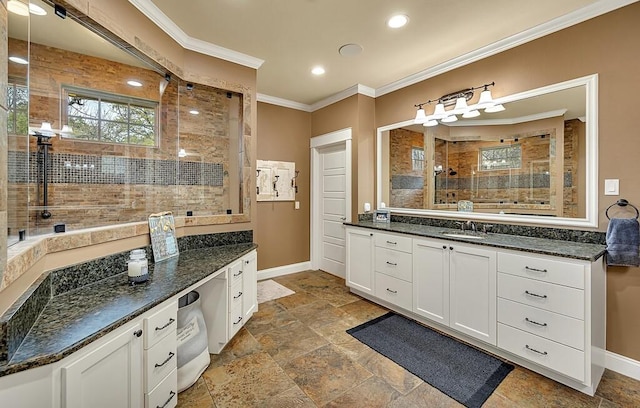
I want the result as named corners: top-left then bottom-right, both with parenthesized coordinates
top-left (177, 270), bottom-right (640, 407)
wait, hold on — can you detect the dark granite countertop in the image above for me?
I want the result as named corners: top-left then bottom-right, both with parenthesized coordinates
top-left (345, 221), bottom-right (606, 261)
top-left (0, 243), bottom-right (256, 377)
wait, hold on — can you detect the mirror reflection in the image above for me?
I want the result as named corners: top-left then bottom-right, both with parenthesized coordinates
top-left (379, 78), bottom-right (595, 226)
top-left (7, 0), bottom-right (245, 245)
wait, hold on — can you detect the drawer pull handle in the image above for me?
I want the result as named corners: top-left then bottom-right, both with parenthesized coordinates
top-left (233, 316), bottom-right (243, 325)
top-left (386, 261), bottom-right (397, 266)
top-left (133, 329), bottom-right (143, 338)
top-left (525, 344), bottom-right (548, 356)
top-left (525, 266), bottom-right (548, 273)
top-left (525, 290), bottom-right (548, 299)
top-left (386, 241), bottom-right (397, 245)
top-left (233, 270), bottom-right (243, 277)
top-left (525, 317), bottom-right (548, 327)
top-left (386, 288), bottom-right (398, 294)
top-left (155, 318), bottom-right (175, 331)
top-left (156, 390), bottom-right (176, 408)
top-left (154, 351), bottom-right (175, 368)
top-left (233, 291), bottom-right (243, 299)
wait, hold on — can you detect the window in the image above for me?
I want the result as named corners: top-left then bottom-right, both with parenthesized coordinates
top-left (479, 145), bottom-right (522, 171)
top-left (412, 147), bottom-right (424, 171)
top-left (63, 86), bottom-right (158, 146)
top-left (7, 82), bottom-right (28, 135)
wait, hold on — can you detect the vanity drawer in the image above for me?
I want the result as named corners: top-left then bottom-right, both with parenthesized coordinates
top-left (498, 273), bottom-right (584, 320)
top-left (145, 330), bottom-right (177, 391)
top-left (229, 303), bottom-right (244, 338)
top-left (497, 252), bottom-right (584, 289)
top-left (374, 272), bottom-right (412, 311)
top-left (144, 301), bottom-right (178, 349)
top-left (229, 279), bottom-right (244, 310)
top-left (498, 323), bottom-right (584, 382)
top-left (374, 233), bottom-right (412, 253)
top-left (497, 298), bottom-right (584, 350)
top-left (228, 260), bottom-right (244, 287)
top-left (145, 368), bottom-right (177, 408)
top-left (375, 248), bottom-right (412, 282)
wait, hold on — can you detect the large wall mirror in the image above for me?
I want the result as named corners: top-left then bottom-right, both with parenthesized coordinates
top-left (7, 0), bottom-right (249, 246)
top-left (377, 75), bottom-right (598, 228)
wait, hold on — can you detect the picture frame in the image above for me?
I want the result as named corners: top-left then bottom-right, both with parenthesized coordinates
top-left (374, 209), bottom-right (391, 223)
top-left (148, 211), bottom-right (179, 262)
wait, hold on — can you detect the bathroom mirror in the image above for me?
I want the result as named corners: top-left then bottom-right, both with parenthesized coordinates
top-left (7, 0), bottom-right (248, 240)
top-left (377, 75), bottom-right (598, 228)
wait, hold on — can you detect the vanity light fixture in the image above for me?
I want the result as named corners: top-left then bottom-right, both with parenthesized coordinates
top-left (9, 56), bottom-right (28, 65)
top-left (127, 80), bottom-right (143, 87)
top-left (178, 148), bottom-right (187, 158)
top-left (414, 82), bottom-right (504, 126)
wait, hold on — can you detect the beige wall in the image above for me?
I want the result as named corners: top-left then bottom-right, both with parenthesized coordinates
top-left (256, 103), bottom-right (311, 270)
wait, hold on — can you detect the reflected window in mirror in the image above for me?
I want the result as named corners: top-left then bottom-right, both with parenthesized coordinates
top-left (378, 75), bottom-right (598, 228)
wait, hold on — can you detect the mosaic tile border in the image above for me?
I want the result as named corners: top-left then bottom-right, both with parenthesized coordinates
top-left (8, 151), bottom-right (224, 186)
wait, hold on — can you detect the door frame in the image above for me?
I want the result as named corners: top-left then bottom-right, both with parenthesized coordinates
top-left (310, 128), bottom-right (352, 271)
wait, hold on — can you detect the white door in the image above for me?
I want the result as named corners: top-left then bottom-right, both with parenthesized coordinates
top-left (319, 144), bottom-right (347, 276)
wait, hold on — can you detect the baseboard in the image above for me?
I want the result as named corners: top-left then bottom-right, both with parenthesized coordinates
top-left (606, 350), bottom-right (640, 381)
top-left (257, 261), bottom-right (311, 280)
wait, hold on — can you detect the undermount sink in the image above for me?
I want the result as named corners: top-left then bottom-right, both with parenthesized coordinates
top-left (441, 232), bottom-right (486, 240)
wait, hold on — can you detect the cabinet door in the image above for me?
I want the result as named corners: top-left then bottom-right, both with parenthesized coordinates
top-left (346, 228), bottom-right (374, 294)
top-left (242, 250), bottom-right (258, 320)
top-left (62, 322), bottom-right (143, 408)
top-left (413, 238), bottom-right (450, 325)
top-left (449, 244), bottom-right (497, 345)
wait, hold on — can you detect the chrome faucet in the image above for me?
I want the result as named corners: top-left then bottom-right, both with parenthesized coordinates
top-left (466, 220), bottom-right (477, 233)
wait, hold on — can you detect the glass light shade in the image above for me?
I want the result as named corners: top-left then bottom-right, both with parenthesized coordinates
top-left (7, 0), bottom-right (29, 16)
top-left (414, 108), bottom-right (427, 124)
top-left (476, 89), bottom-right (495, 109)
top-left (423, 119), bottom-right (439, 127)
top-left (485, 104), bottom-right (505, 113)
top-left (462, 109), bottom-right (481, 118)
top-left (432, 103), bottom-right (447, 119)
top-left (441, 115), bottom-right (458, 123)
top-left (40, 122), bottom-right (53, 131)
top-left (178, 148), bottom-right (187, 158)
top-left (452, 97), bottom-right (469, 114)
top-left (61, 125), bottom-right (73, 134)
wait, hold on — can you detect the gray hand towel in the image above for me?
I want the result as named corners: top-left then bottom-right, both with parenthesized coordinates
top-left (606, 217), bottom-right (640, 267)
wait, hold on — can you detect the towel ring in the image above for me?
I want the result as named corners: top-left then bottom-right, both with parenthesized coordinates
top-left (605, 199), bottom-right (639, 220)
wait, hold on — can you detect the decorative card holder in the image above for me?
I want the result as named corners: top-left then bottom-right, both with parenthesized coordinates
top-left (148, 211), bottom-right (179, 262)
top-left (374, 209), bottom-right (391, 223)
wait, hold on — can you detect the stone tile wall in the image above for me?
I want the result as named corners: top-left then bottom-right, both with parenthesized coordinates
top-left (1, 1), bottom-right (8, 286)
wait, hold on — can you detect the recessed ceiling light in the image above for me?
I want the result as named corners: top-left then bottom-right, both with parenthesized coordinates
top-left (311, 66), bottom-right (325, 76)
top-left (387, 14), bottom-right (409, 29)
top-left (29, 4), bottom-right (47, 15)
top-left (9, 56), bottom-right (28, 65)
top-left (7, 0), bottom-right (29, 16)
top-left (338, 43), bottom-right (363, 57)
top-left (189, 110), bottom-right (199, 115)
top-left (127, 80), bottom-right (143, 87)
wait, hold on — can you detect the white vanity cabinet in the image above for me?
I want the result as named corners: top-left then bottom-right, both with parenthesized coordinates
top-left (345, 228), bottom-right (374, 295)
top-left (412, 238), bottom-right (496, 345)
top-left (345, 226), bottom-right (605, 396)
top-left (61, 321), bottom-right (144, 408)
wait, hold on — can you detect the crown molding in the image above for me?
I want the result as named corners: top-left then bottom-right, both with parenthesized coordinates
top-left (257, 94), bottom-right (313, 112)
top-left (310, 84), bottom-right (376, 111)
top-left (127, 0), bottom-right (264, 69)
top-left (376, 0), bottom-right (638, 97)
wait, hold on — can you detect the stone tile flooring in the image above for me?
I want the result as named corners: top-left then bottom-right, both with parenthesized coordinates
top-left (177, 270), bottom-right (640, 407)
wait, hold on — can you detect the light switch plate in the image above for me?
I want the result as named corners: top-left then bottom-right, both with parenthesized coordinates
top-left (604, 179), bottom-right (619, 196)
top-left (294, 201), bottom-right (300, 209)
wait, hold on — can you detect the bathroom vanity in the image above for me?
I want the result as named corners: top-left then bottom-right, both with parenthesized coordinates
top-left (345, 221), bottom-right (606, 396)
top-left (0, 243), bottom-right (257, 408)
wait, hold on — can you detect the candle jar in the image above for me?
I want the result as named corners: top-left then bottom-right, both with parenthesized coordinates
top-left (128, 249), bottom-right (149, 283)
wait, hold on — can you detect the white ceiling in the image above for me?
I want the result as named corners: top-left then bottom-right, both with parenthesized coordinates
top-left (133, 0), bottom-right (635, 108)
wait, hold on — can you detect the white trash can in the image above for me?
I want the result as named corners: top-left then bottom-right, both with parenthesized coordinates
top-left (176, 291), bottom-right (210, 392)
